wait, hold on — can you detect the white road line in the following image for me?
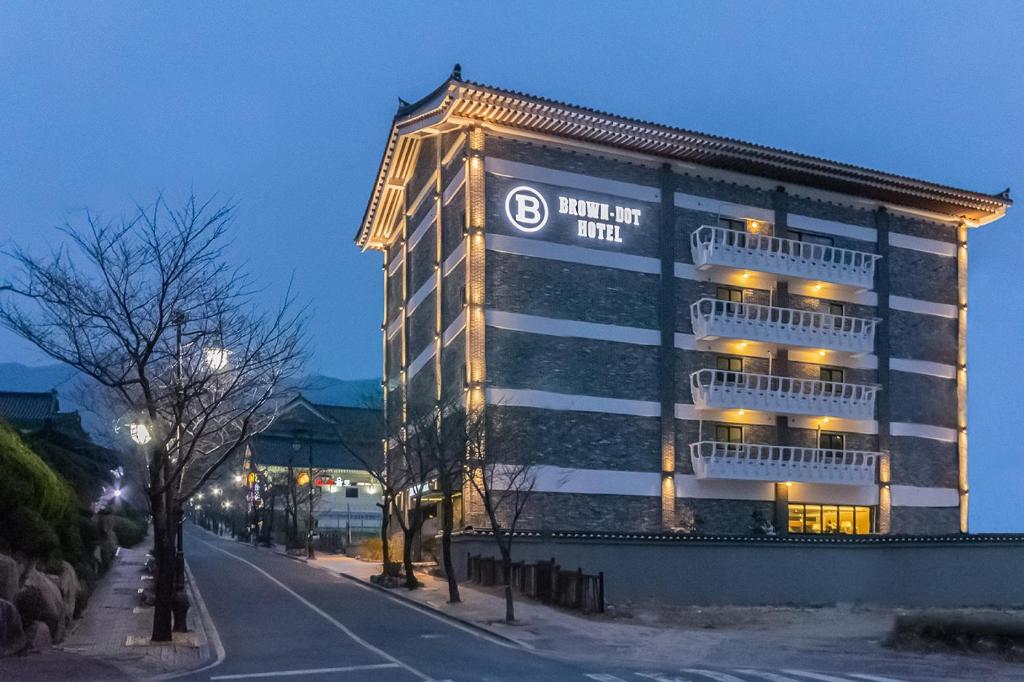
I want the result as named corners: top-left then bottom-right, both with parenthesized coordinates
top-left (738, 670), bottom-right (805, 682)
top-left (635, 673), bottom-right (689, 682)
top-left (848, 675), bottom-right (906, 682)
top-left (586, 675), bottom-right (629, 682)
top-left (783, 672), bottom-right (873, 682)
top-left (338, 571), bottom-right (532, 650)
top-left (682, 669), bottom-right (749, 682)
top-left (195, 538), bottom-right (431, 681)
top-left (210, 663), bottom-right (401, 679)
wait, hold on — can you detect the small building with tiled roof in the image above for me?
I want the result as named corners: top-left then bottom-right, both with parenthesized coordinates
top-left (0, 389), bottom-right (84, 436)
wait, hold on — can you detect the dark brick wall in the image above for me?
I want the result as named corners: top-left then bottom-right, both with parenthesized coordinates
top-left (890, 436), bottom-right (959, 488)
top-left (787, 194), bottom-right (876, 229)
top-left (440, 333), bottom-right (465, 403)
top-left (489, 405), bottom-right (659, 472)
top-left (487, 135), bottom-right (660, 190)
top-left (681, 498), bottom-right (776, 535)
top-left (890, 372), bottom-right (957, 428)
top-left (889, 213), bottom-right (957, 242)
top-left (441, 267), bottom-right (465, 331)
top-left (407, 364), bottom-right (435, 414)
top-left (890, 506), bottom-right (959, 534)
top-left (889, 310), bottom-right (957, 365)
top-left (485, 251), bottom-right (659, 329)
top-left (409, 230), bottom-right (435, 293)
top-left (407, 291), bottom-right (435, 360)
top-left (487, 327), bottom-right (659, 401)
top-left (515, 492), bottom-right (662, 532)
top-left (888, 248), bottom-right (957, 304)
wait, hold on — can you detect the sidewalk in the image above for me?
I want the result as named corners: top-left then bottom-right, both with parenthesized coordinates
top-left (305, 553), bottom-right (1024, 679)
top-left (55, 544), bottom-right (212, 679)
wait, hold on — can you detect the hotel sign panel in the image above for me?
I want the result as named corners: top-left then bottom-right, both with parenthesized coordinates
top-left (501, 182), bottom-right (647, 247)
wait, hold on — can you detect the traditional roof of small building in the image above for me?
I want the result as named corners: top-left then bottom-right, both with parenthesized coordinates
top-left (0, 390), bottom-right (82, 435)
top-left (356, 69), bottom-right (1011, 250)
top-left (248, 395), bottom-right (382, 472)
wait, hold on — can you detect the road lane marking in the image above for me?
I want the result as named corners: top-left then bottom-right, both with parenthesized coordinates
top-left (585, 675), bottom-right (629, 681)
top-left (738, 670), bottom-right (806, 682)
top-left (682, 669), bottom-right (749, 682)
top-left (337, 571), bottom-right (532, 650)
top-left (784, 672), bottom-right (884, 682)
top-left (848, 676), bottom-right (906, 682)
top-left (195, 538), bottom-right (431, 681)
top-left (210, 663), bottom-right (401, 679)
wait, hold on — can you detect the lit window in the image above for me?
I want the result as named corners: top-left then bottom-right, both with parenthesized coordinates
top-left (787, 504), bottom-right (872, 535)
top-left (820, 366), bottom-right (844, 394)
top-left (715, 356), bottom-right (743, 384)
top-left (818, 432), bottom-right (844, 451)
top-left (715, 424), bottom-right (742, 444)
top-left (786, 229), bottom-right (834, 247)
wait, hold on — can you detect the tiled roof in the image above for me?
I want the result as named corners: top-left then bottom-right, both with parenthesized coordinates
top-left (357, 74), bottom-right (1011, 249)
top-left (0, 391), bottom-right (59, 422)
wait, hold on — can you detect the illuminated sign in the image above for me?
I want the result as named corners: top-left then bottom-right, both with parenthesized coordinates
top-left (504, 186), bottom-right (548, 232)
top-left (503, 185), bottom-right (643, 244)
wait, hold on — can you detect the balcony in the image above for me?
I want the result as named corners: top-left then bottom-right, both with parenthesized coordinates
top-left (690, 298), bottom-right (877, 354)
top-left (690, 226), bottom-right (881, 290)
top-left (689, 441), bottom-right (879, 485)
top-left (689, 369), bottom-right (878, 420)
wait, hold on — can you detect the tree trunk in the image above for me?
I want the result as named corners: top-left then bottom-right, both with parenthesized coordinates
top-left (498, 538), bottom-right (514, 623)
top-left (402, 525), bottom-right (419, 589)
top-left (441, 494), bottom-right (460, 603)
top-left (150, 488), bottom-right (175, 641)
top-left (379, 498), bottom-right (391, 573)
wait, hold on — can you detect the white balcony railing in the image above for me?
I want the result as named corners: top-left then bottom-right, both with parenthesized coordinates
top-left (689, 440), bottom-right (879, 486)
top-left (690, 369), bottom-right (878, 420)
top-left (690, 226), bottom-right (881, 290)
top-left (690, 298), bottom-right (877, 354)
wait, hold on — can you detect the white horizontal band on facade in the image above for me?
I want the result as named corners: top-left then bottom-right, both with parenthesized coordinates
top-left (889, 232), bottom-right (956, 258)
top-left (442, 240), bottom-right (466, 276)
top-left (890, 422), bottom-right (958, 443)
top-left (406, 277), bottom-right (435, 315)
top-left (891, 358), bottom-right (956, 380)
top-left (486, 233), bottom-right (661, 274)
top-left (497, 464), bottom-right (883, 505)
top-left (486, 310), bottom-right (660, 346)
top-left (890, 485), bottom-right (959, 508)
top-left (889, 295), bottom-right (958, 319)
top-left (673, 192), bottom-right (775, 224)
top-left (485, 157), bottom-right (661, 203)
top-left (407, 204), bottom-right (436, 251)
top-left (787, 213), bottom-right (877, 243)
top-left (486, 387), bottom-right (660, 417)
top-left (407, 344), bottom-right (435, 381)
top-left (442, 167), bottom-right (465, 205)
top-left (387, 251), bottom-right (404, 276)
top-left (442, 309), bottom-right (466, 347)
top-left (790, 280), bottom-right (878, 307)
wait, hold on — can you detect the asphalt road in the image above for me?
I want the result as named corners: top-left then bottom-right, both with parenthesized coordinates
top-left (176, 529), bottom-right (942, 682)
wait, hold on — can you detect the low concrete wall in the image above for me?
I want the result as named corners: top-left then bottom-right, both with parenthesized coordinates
top-left (451, 532), bottom-right (1024, 608)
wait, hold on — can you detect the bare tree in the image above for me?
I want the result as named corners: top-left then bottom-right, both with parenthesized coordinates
top-left (387, 407), bottom-right (434, 590)
top-left (421, 398), bottom-right (468, 604)
top-left (0, 195), bottom-right (306, 641)
top-left (464, 406), bottom-right (539, 623)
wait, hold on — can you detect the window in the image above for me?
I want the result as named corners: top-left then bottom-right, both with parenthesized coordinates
top-left (820, 366), bottom-right (844, 384)
top-left (827, 302), bottom-right (845, 317)
top-left (715, 424), bottom-right (743, 444)
top-left (715, 356), bottom-right (743, 383)
top-left (716, 287), bottom-right (743, 303)
top-left (785, 229), bottom-right (834, 247)
top-left (345, 487), bottom-right (359, 498)
top-left (818, 432), bottom-right (845, 450)
top-left (787, 504), bottom-right (872, 535)
top-left (718, 217), bottom-right (746, 232)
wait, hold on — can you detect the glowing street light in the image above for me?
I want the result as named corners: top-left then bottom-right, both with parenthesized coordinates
top-left (129, 422), bottom-right (152, 445)
top-left (204, 347), bottom-right (230, 371)
top-left (233, 474), bottom-right (242, 484)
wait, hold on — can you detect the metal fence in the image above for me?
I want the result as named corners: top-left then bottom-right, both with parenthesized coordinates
top-left (466, 553), bottom-right (604, 614)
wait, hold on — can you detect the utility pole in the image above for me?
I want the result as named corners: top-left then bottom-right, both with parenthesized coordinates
top-left (307, 437), bottom-right (316, 559)
top-left (171, 310), bottom-right (190, 632)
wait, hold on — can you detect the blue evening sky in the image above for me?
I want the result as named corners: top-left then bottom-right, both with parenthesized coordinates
top-left (1, 2), bottom-right (1021, 530)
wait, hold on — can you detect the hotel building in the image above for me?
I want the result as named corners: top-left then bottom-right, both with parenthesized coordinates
top-left (355, 69), bottom-right (1010, 537)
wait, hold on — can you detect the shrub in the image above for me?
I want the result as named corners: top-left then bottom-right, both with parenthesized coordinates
top-left (6, 507), bottom-right (60, 559)
top-left (356, 535), bottom-right (403, 561)
top-left (112, 515), bottom-right (147, 548)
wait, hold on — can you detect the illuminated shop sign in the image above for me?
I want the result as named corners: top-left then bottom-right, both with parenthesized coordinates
top-left (504, 185), bottom-right (643, 244)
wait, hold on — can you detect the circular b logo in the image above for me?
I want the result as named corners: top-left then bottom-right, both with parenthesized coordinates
top-left (504, 186), bottom-right (548, 233)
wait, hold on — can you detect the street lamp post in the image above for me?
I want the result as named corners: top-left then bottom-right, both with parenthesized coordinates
top-left (292, 430), bottom-right (316, 559)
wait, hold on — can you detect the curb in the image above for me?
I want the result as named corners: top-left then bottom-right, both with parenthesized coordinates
top-left (335, 571), bottom-right (529, 650)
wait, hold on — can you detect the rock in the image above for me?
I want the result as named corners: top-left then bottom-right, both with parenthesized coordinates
top-left (0, 554), bottom-right (17, 603)
top-left (0, 598), bottom-right (27, 656)
top-left (25, 620), bottom-right (51, 651)
top-left (46, 561), bottom-right (80, 623)
top-left (15, 569), bottom-right (67, 643)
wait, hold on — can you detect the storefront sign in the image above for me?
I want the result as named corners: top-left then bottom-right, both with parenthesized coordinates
top-left (504, 185), bottom-right (642, 244)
